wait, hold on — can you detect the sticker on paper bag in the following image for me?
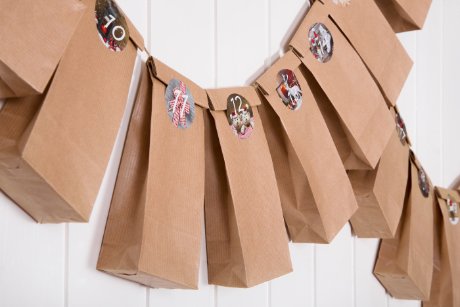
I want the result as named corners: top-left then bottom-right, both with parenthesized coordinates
top-left (165, 79), bottom-right (195, 129)
top-left (309, 23), bottom-right (334, 63)
top-left (333, 0), bottom-right (351, 7)
top-left (446, 196), bottom-right (459, 225)
top-left (95, 0), bottom-right (130, 52)
top-left (227, 94), bottom-right (255, 140)
top-left (395, 112), bottom-right (408, 146)
top-left (276, 69), bottom-right (303, 111)
top-left (418, 167), bottom-right (430, 198)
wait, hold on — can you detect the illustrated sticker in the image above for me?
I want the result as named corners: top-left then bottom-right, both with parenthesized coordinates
top-left (95, 0), bottom-right (130, 52)
top-left (227, 94), bottom-right (255, 140)
top-left (446, 195), bottom-right (459, 225)
top-left (395, 112), bottom-right (408, 146)
top-left (333, 0), bottom-right (351, 7)
top-left (165, 79), bottom-right (195, 129)
top-left (309, 23), bottom-right (334, 63)
top-left (276, 69), bottom-right (303, 111)
top-left (418, 167), bottom-right (430, 198)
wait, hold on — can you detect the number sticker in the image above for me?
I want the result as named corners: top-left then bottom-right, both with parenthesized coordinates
top-left (309, 23), bottom-right (334, 63)
top-left (395, 112), bottom-right (408, 146)
top-left (276, 69), bottom-right (303, 110)
top-left (446, 196), bottom-right (459, 225)
top-left (418, 167), bottom-right (430, 198)
top-left (227, 94), bottom-right (255, 140)
top-left (332, 0), bottom-right (351, 7)
top-left (165, 79), bottom-right (195, 129)
top-left (95, 0), bottom-right (130, 52)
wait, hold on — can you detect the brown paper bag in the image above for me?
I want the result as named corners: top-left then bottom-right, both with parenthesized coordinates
top-left (323, 0), bottom-right (413, 107)
top-left (0, 0), bottom-right (86, 99)
top-left (205, 86), bottom-right (292, 288)
top-left (424, 187), bottom-right (460, 306)
top-left (0, 0), bottom-right (145, 223)
top-left (97, 57), bottom-right (207, 289)
top-left (374, 0), bottom-right (433, 33)
top-left (348, 106), bottom-right (411, 238)
top-left (255, 50), bottom-right (357, 244)
top-left (374, 151), bottom-right (434, 300)
top-left (290, 1), bottom-right (394, 170)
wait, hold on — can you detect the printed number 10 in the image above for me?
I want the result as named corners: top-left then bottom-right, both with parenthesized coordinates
top-left (105, 14), bottom-right (125, 41)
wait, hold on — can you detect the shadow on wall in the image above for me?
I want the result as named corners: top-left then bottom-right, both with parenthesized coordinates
top-left (449, 175), bottom-right (460, 190)
top-left (244, 1), bottom-right (312, 86)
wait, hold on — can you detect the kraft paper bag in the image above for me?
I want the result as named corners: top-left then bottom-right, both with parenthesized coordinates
top-left (322, 0), bottom-right (413, 107)
top-left (290, 1), bottom-right (394, 170)
top-left (0, 0), bottom-right (86, 99)
top-left (255, 50), bottom-right (357, 244)
top-left (374, 151), bottom-right (434, 300)
top-left (0, 0), bottom-right (145, 223)
top-left (348, 106), bottom-right (411, 238)
top-left (97, 57), bottom-right (207, 289)
top-left (424, 187), bottom-right (460, 307)
top-left (205, 86), bottom-right (292, 288)
top-left (374, 0), bottom-right (433, 33)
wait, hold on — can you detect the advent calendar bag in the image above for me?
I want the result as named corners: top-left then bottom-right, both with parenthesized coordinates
top-left (374, 0), bottom-right (433, 33)
top-left (205, 87), bottom-right (292, 288)
top-left (323, 0), bottom-right (413, 106)
top-left (0, 0), bottom-right (145, 223)
top-left (255, 50), bottom-right (357, 244)
top-left (348, 106), bottom-right (411, 238)
top-left (97, 57), bottom-right (207, 289)
top-left (374, 151), bottom-right (434, 300)
top-left (424, 187), bottom-right (460, 307)
top-left (290, 1), bottom-right (394, 170)
top-left (0, 0), bottom-right (86, 99)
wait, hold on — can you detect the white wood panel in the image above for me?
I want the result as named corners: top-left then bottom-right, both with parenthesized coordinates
top-left (415, 0), bottom-right (443, 186)
top-left (354, 238), bottom-right (387, 307)
top-left (271, 243), bottom-right (314, 307)
top-left (215, 0), bottom-right (267, 87)
top-left (0, 192), bottom-right (65, 307)
top-left (443, 0), bottom-right (460, 189)
top-left (149, 0), bottom-right (215, 89)
top-left (316, 223), bottom-right (354, 307)
top-left (218, 284), bottom-right (268, 307)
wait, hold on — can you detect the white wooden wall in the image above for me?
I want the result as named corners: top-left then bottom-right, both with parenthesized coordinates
top-left (0, 0), bottom-right (458, 306)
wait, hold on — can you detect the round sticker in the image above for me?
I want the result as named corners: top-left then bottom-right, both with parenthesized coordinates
top-left (95, 0), bottom-right (130, 52)
top-left (333, 0), bottom-right (351, 7)
top-left (418, 167), bottom-right (430, 198)
top-left (395, 112), bottom-right (408, 146)
top-left (276, 69), bottom-right (303, 110)
top-left (227, 94), bottom-right (255, 140)
top-left (309, 23), bottom-right (334, 63)
top-left (446, 196), bottom-right (459, 225)
top-left (165, 79), bottom-right (195, 129)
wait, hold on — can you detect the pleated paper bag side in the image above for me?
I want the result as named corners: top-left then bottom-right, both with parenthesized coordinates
top-left (290, 1), bottom-right (394, 170)
top-left (255, 50), bottom-right (357, 243)
top-left (99, 59), bottom-right (205, 290)
top-left (135, 65), bottom-right (205, 290)
top-left (205, 87), bottom-right (292, 288)
top-left (374, 0), bottom-right (433, 33)
top-left (374, 153), bottom-right (434, 300)
top-left (323, 0), bottom-right (413, 107)
top-left (6, 0), bottom-right (142, 223)
top-left (97, 64), bottom-right (151, 281)
top-left (349, 106), bottom-right (410, 238)
top-left (426, 187), bottom-right (460, 306)
top-left (0, 0), bottom-right (86, 98)
top-left (423, 192), bottom-right (449, 307)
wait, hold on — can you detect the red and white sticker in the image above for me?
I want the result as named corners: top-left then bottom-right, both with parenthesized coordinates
top-left (227, 94), bottom-right (255, 140)
top-left (447, 196), bottom-right (459, 225)
top-left (333, 0), bottom-right (351, 7)
top-left (95, 0), bottom-right (130, 52)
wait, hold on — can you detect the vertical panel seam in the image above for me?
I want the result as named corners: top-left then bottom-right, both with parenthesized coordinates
top-left (440, 0), bottom-right (444, 187)
top-left (352, 235), bottom-right (356, 307)
top-left (214, 0), bottom-right (218, 89)
top-left (147, 0), bottom-right (151, 51)
top-left (64, 223), bottom-right (69, 307)
top-left (313, 244), bottom-right (317, 307)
